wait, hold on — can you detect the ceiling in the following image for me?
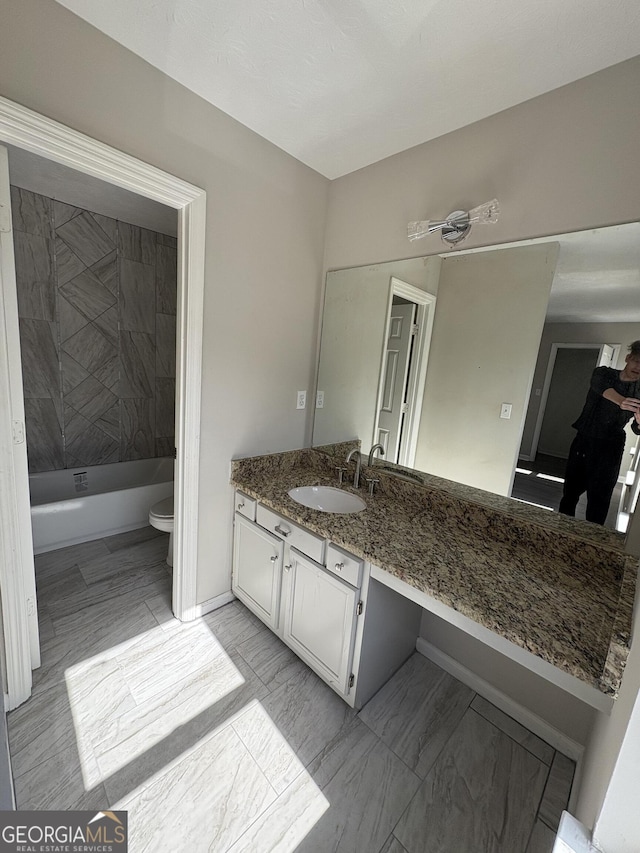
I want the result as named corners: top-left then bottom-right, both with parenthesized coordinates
top-left (53, 0), bottom-right (640, 179)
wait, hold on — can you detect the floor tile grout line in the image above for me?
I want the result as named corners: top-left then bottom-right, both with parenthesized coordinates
top-left (467, 705), bottom-right (556, 767)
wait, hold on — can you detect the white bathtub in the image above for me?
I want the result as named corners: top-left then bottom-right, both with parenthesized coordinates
top-left (30, 458), bottom-right (174, 554)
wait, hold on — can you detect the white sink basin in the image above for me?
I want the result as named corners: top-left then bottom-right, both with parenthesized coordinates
top-left (288, 486), bottom-right (366, 514)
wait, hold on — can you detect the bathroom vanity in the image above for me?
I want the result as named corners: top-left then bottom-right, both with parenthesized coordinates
top-left (230, 445), bottom-right (637, 713)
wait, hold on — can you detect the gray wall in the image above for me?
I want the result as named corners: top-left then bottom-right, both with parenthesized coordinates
top-left (11, 186), bottom-right (177, 472)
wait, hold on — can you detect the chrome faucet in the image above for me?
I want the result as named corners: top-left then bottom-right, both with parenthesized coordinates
top-left (368, 443), bottom-right (385, 467)
top-left (346, 448), bottom-right (362, 488)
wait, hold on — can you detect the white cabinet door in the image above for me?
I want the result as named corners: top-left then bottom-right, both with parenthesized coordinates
top-left (232, 514), bottom-right (283, 630)
top-left (283, 549), bottom-right (359, 695)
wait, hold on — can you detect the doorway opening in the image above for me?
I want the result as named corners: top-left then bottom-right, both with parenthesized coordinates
top-left (0, 97), bottom-right (205, 708)
top-left (373, 278), bottom-right (436, 468)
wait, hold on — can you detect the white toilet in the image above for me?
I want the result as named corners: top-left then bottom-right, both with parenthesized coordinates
top-left (149, 495), bottom-right (174, 567)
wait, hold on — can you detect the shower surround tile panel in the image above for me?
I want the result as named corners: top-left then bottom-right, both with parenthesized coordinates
top-left (119, 258), bottom-right (155, 333)
top-left (230, 449), bottom-right (637, 697)
top-left (10, 186), bottom-right (53, 238)
top-left (13, 231), bottom-right (55, 321)
top-left (23, 399), bottom-right (64, 472)
top-left (12, 187), bottom-right (177, 473)
top-left (56, 211), bottom-right (115, 267)
top-left (121, 399), bottom-right (155, 460)
top-left (156, 244), bottom-right (177, 314)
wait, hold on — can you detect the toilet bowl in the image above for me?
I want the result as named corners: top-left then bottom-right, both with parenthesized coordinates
top-left (149, 495), bottom-right (174, 567)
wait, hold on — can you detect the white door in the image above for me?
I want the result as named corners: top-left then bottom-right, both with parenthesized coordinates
top-left (283, 549), bottom-right (358, 695)
top-left (0, 144), bottom-right (39, 708)
top-left (376, 302), bottom-right (416, 462)
top-left (232, 515), bottom-right (283, 630)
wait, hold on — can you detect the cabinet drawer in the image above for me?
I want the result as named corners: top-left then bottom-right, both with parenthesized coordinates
top-left (256, 504), bottom-right (325, 563)
top-left (235, 491), bottom-right (256, 521)
top-left (326, 544), bottom-right (363, 588)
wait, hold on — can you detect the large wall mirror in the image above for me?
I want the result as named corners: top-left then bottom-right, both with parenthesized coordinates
top-left (313, 222), bottom-right (640, 533)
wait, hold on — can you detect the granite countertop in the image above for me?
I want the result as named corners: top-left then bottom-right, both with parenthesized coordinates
top-left (230, 447), bottom-right (638, 699)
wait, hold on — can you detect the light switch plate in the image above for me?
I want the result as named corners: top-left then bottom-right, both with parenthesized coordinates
top-left (500, 403), bottom-right (512, 419)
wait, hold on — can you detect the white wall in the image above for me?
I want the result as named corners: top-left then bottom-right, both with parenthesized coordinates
top-left (0, 0), bottom-right (329, 604)
top-left (323, 56), bottom-right (640, 837)
top-left (414, 244), bottom-right (558, 495)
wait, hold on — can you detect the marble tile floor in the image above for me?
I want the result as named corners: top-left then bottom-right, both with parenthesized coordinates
top-left (8, 527), bottom-right (574, 853)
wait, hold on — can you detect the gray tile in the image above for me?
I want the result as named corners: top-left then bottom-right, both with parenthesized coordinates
top-left (296, 717), bottom-right (421, 853)
top-left (57, 210), bottom-right (115, 267)
top-left (157, 232), bottom-right (177, 248)
top-left (55, 236), bottom-right (86, 286)
top-left (10, 186), bottom-right (52, 237)
top-left (118, 221), bottom-right (156, 265)
top-left (90, 249), bottom-right (118, 295)
top-left (380, 837), bottom-right (409, 853)
top-left (471, 695), bottom-right (554, 764)
top-left (37, 605), bottom-right (55, 645)
top-left (48, 564), bottom-right (169, 622)
top-left (96, 648), bottom-right (269, 805)
top-left (62, 322), bottom-right (117, 376)
top-left (93, 304), bottom-right (118, 348)
top-left (36, 565), bottom-right (87, 604)
top-left (58, 292), bottom-right (89, 342)
top-left (259, 666), bottom-right (356, 769)
top-left (155, 436), bottom-right (174, 457)
top-left (121, 398), bottom-right (155, 460)
top-left (65, 407), bottom-right (120, 466)
top-left (119, 330), bottom-right (154, 398)
top-left (92, 213), bottom-right (118, 245)
top-left (395, 708), bottom-right (548, 853)
top-left (144, 591), bottom-right (178, 632)
top-left (103, 526), bottom-right (164, 553)
top-left (80, 535), bottom-right (171, 584)
top-left (526, 820), bottom-right (557, 853)
top-left (24, 398), bottom-right (64, 472)
top-left (95, 402), bottom-right (120, 441)
top-left (65, 374), bottom-right (118, 424)
top-left (155, 312), bottom-right (176, 378)
top-left (120, 258), bottom-right (155, 333)
top-left (359, 652), bottom-right (473, 778)
top-left (539, 752), bottom-right (575, 832)
top-left (60, 267), bottom-right (117, 322)
top-left (61, 352), bottom-right (90, 395)
top-left (156, 243), bottom-right (177, 314)
top-left (19, 317), bottom-right (60, 399)
top-left (35, 539), bottom-right (110, 581)
top-left (14, 754), bottom-right (108, 811)
top-left (155, 377), bottom-right (175, 438)
top-left (202, 600), bottom-right (268, 651)
top-left (93, 353), bottom-right (120, 392)
top-left (13, 230), bottom-right (55, 320)
top-left (53, 200), bottom-right (82, 228)
top-left (114, 724), bottom-right (276, 853)
top-left (236, 627), bottom-right (308, 691)
top-left (225, 771), bottom-right (331, 853)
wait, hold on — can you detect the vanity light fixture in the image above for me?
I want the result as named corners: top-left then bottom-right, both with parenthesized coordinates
top-left (408, 198), bottom-right (500, 245)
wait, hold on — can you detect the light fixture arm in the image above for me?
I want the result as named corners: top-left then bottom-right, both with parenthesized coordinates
top-left (408, 199), bottom-right (499, 244)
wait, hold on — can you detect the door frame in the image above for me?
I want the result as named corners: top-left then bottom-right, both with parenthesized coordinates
top-left (0, 96), bottom-right (205, 707)
top-left (528, 342), bottom-right (620, 461)
top-left (373, 277), bottom-right (436, 468)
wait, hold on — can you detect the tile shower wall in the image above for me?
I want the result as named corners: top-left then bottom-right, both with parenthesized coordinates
top-left (11, 186), bottom-right (177, 473)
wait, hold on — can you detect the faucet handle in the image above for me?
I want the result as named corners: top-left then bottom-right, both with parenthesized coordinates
top-left (335, 466), bottom-right (348, 484)
top-left (365, 477), bottom-right (379, 496)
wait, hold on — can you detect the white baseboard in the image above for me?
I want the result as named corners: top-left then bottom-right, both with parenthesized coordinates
top-left (416, 637), bottom-right (584, 762)
top-left (193, 591), bottom-right (235, 618)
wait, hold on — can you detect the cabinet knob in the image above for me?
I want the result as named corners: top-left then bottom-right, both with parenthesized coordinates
top-left (284, 564), bottom-right (291, 572)
top-left (274, 524), bottom-right (290, 537)
top-left (334, 562), bottom-right (344, 572)
top-left (270, 555), bottom-right (278, 563)
top-left (237, 501), bottom-right (245, 510)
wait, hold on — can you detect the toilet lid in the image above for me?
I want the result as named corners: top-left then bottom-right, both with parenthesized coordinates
top-left (151, 496), bottom-right (174, 518)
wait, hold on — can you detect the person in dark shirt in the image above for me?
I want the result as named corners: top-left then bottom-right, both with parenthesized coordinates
top-left (559, 341), bottom-right (640, 525)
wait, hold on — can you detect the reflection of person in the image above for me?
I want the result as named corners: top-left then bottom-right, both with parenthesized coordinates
top-left (559, 342), bottom-right (640, 525)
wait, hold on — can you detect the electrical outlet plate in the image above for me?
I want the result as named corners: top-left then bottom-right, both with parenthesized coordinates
top-left (296, 390), bottom-right (306, 409)
top-left (316, 390), bottom-right (324, 408)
